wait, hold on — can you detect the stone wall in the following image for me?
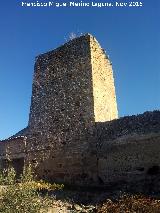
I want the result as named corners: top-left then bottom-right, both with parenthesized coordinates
top-left (96, 110), bottom-right (160, 142)
top-left (25, 35), bottom-right (96, 184)
top-left (90, 36), bottom-right (118, 121)
top-left (96, 110), bottom-right (160, 186)
top-left (97, 132), bottom-right (160, 189)
top-left (28, 35), bottom-right (95, 145)
top-left (0, 136), bottom-right (26, 159)
top-left (0, 137), bottom-right (26, 176)
top-left (9, 127), bottom-right (29, 138)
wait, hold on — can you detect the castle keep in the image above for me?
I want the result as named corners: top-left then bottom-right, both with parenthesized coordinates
top-left (0, 34), bottom-right (160, 188)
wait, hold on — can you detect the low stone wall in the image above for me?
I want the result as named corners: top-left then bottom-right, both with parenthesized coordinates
top-left (0, 136), bottom-right (26, 159)
top-left (96, 110), bottom-right (160, 142)
top-left (9, 127), bottom-right (29, 139)
top-left (0, 137), bottom-right (26, 176)
top-left (97, 132), bottom-right (160, 191)
top-left (95, 111), bottom-right (160, 187)
top-left (26, 142), bottom-right (97, 185)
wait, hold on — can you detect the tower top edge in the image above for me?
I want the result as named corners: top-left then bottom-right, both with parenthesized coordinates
top-left (35, 33), bottom-right (98, 61)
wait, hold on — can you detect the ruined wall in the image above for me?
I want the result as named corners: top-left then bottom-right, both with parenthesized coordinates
top-left (97, 133), bottom-right (160, 191)
top-left (90, 36), bottom-right (118, 122)
top-left (0, 137), bottom-right (26, 176)
top-left (0, 136), bottom-right (26, 160)
top-left (96, 111), bottom-right (160, 141)
top-left (96, 111), bottom-right (160, 187)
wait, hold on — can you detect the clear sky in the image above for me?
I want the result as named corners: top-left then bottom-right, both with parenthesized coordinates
top-left (0, 0), bottom-right (159, 140)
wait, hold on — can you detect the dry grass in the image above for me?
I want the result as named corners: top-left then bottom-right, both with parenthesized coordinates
top-left (97, 195), bottom-right (160, 213)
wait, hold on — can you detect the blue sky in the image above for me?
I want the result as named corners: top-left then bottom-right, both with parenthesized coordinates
top-left (0, 0), bottom-right (159, 140)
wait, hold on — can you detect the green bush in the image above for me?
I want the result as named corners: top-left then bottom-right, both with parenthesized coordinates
top-left (0, 184), bottom-right (51, 213)
top-left (0, 167), bottom-right (16, 185)
top-left (20, 164), bottom-right (34, 183)
top-left (0, 165), bottom-right (63, 213)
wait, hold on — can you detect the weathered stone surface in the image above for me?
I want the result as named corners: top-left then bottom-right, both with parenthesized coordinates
top-left (90, 36), bottom-right (118, 121)
top-left (96, 110), bottom-right (160, 142)
top-left (97, 132), bottom-right (160, 184)
top-left (0, 137), bottom-right (26, 159)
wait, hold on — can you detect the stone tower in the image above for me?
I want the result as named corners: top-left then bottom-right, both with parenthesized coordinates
top-left (28, 34), bottom-right (117, 135)
top-left (26, 34), bottom-right (118, 184)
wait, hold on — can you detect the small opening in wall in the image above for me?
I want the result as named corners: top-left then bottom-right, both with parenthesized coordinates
top-left (67, 73), bottom-right (72, 78)
top-left (147, 166), bottom-right (159, 175)
top-left (137, 167), bottom-right (144, 172)
top-left (63, 128), bottom-right (69, 132)
top-left (81, 173), bottom-right (87, 179)
top-left (54, 117), bottom-right (59, 122)
top-left (32, 160), bottom-right (37, 164)
top-left (98, 176), bottom-right (104, 185)
top-left (75, 101), bottom-right (80, 107)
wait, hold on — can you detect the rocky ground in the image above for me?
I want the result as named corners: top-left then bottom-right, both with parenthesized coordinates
top-left (45, 185), bottom-right (160, 213)
top-left (45, 187), bottom-right (118, 213)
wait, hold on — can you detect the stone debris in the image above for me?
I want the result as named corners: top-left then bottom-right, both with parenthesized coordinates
top-left (45, 200), bottom-right (96, 213)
